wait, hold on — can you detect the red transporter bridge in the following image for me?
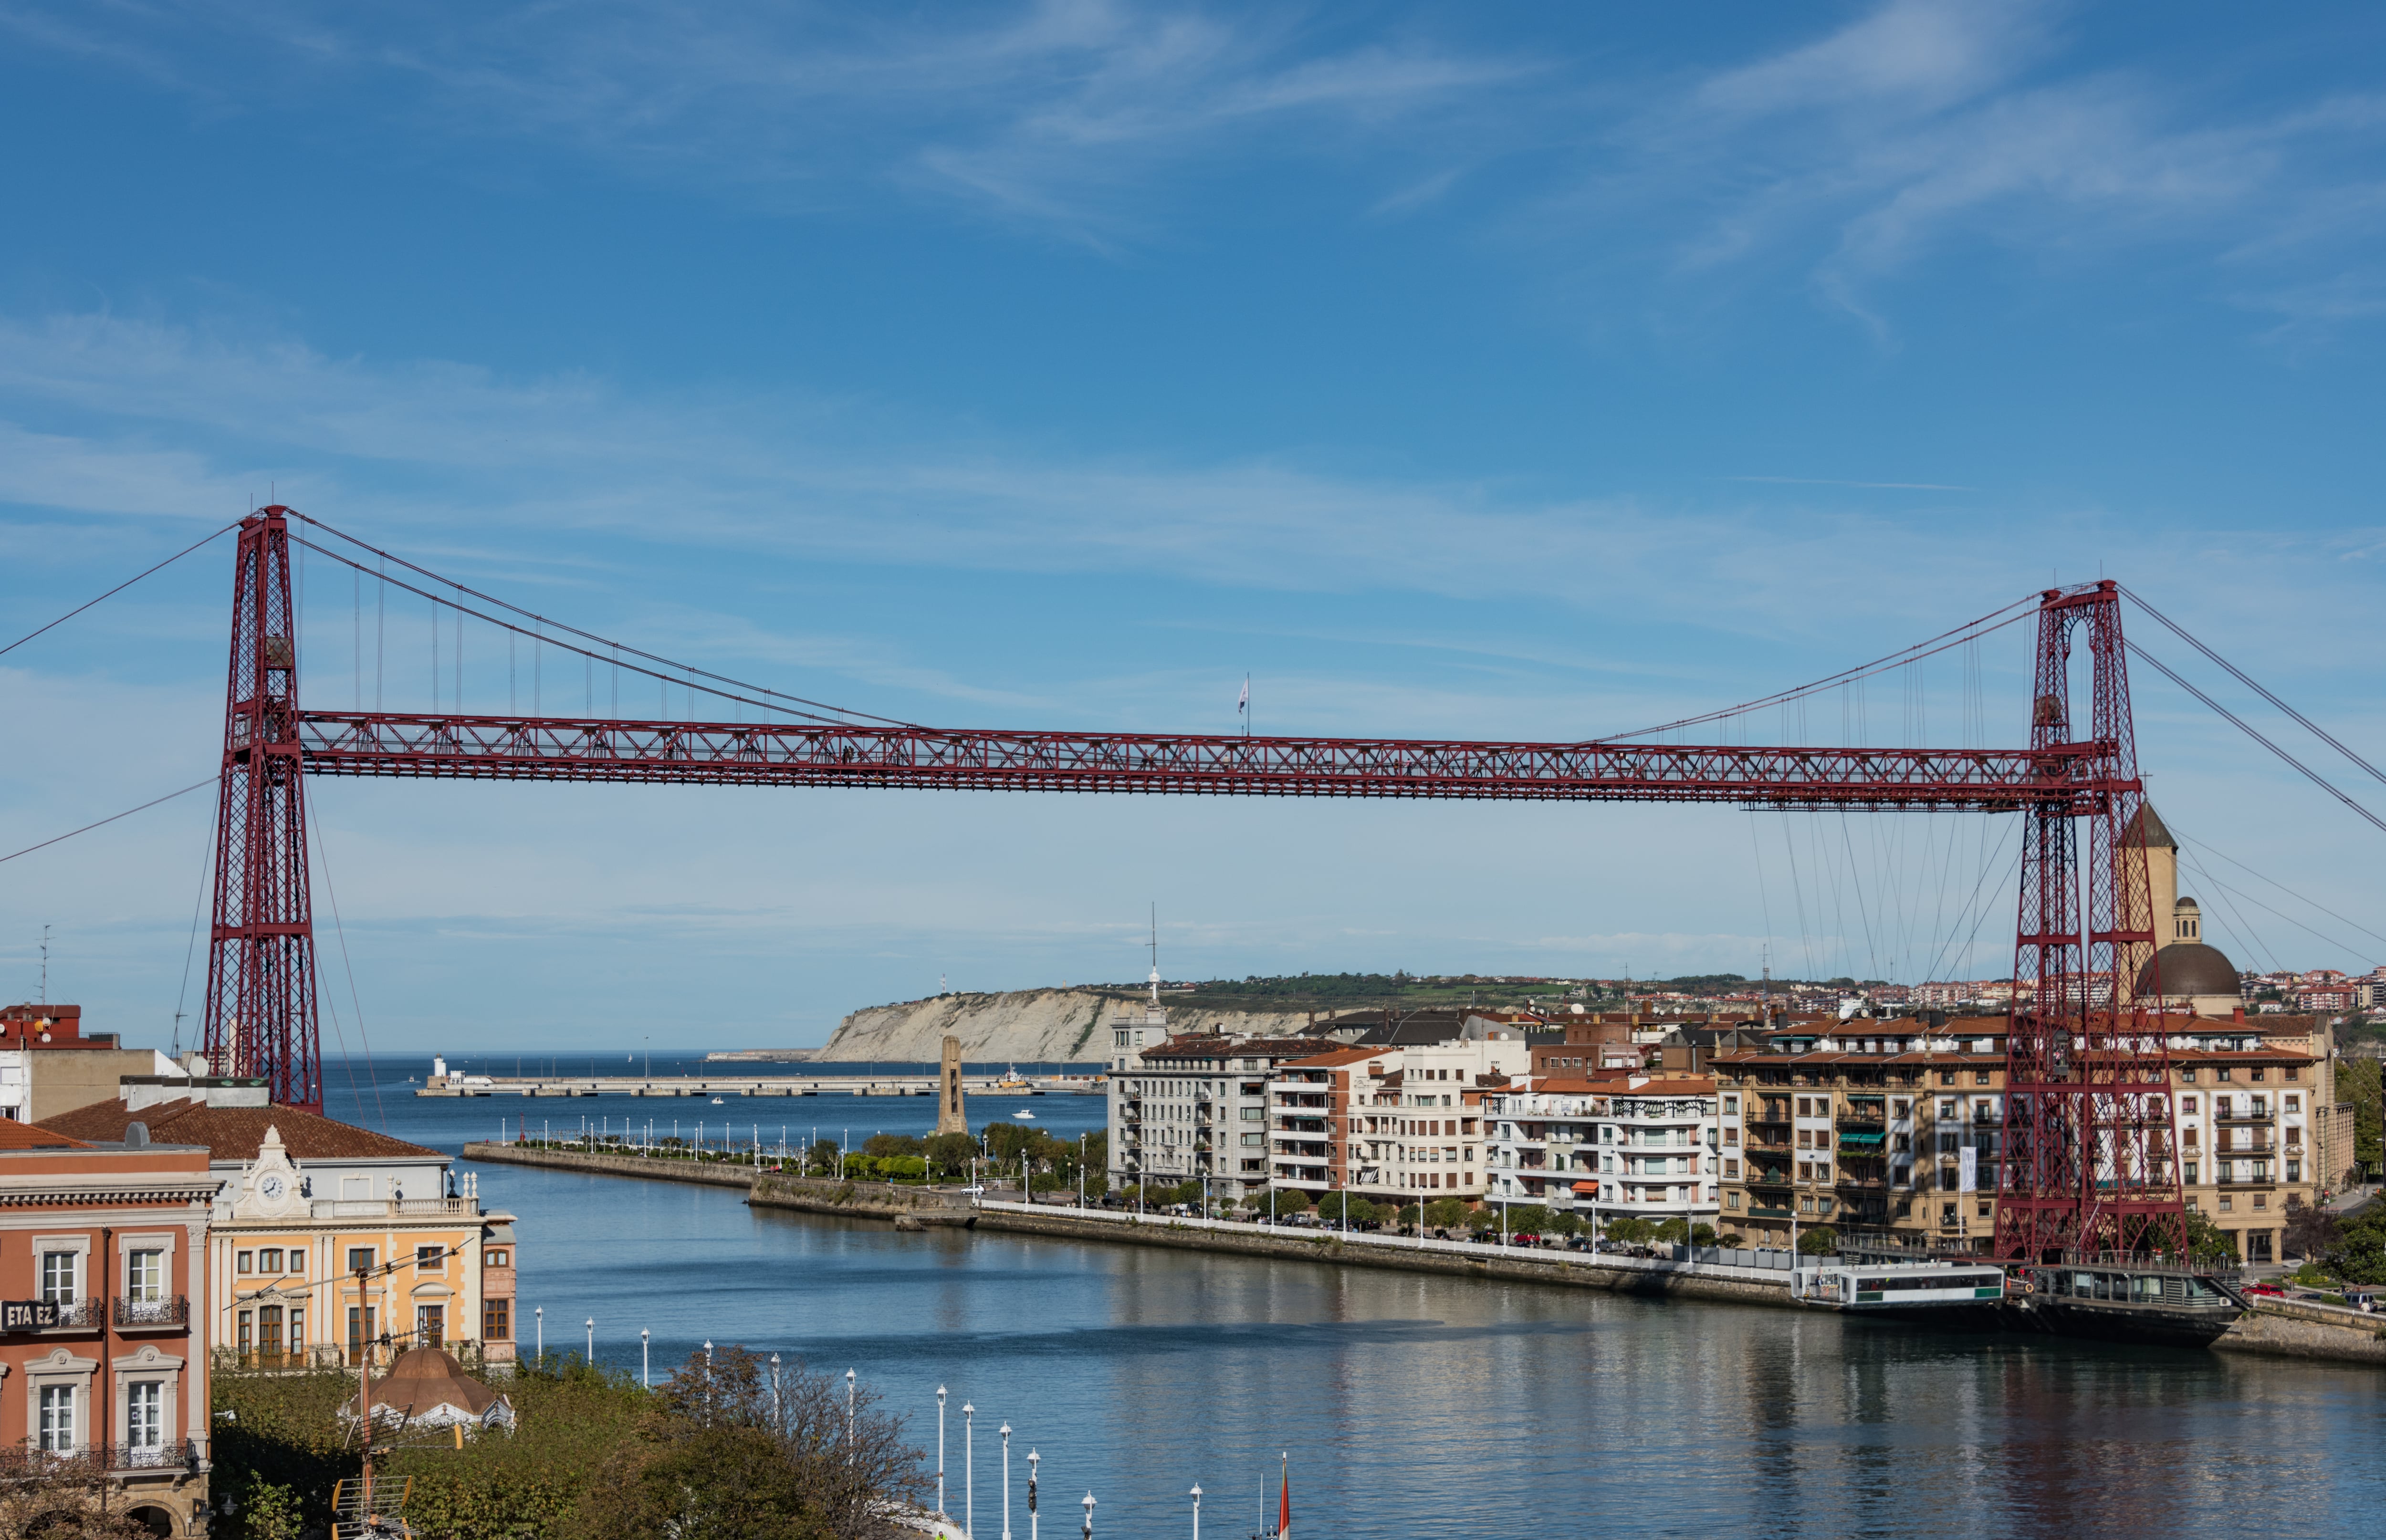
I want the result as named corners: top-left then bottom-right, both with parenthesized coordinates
top-left (202, 506), bottom-right (2186, 1262)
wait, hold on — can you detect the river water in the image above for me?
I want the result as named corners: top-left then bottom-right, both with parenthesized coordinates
top-left (332, 1056), bottom-right (2384, 1537)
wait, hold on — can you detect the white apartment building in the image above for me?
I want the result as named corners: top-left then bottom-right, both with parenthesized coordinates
top-left (1356, 1038), bottom-right (1530, 1207)
top-left (1109, 1030), bottom-right (1335, 1202)
top-left (1486, 1075), bottom-right (1721, 1233)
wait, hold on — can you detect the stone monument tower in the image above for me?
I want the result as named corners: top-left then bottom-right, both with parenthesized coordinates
top-left (935, 1034), bottom-right (969, 1135)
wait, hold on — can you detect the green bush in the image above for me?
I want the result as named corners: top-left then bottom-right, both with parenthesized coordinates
top-left (1797, 1224), bottom-right (1838, 1256)
top-left (1269, 1186), bottom-right (1312, 1215)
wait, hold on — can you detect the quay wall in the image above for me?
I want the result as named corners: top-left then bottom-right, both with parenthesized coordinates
top-left (967, 1202), bottom-right (1798, 1308)
top-left (2217, 1298), bottom-right (2386, 1364)
top-left (748, 1173), bottom-right (977, 1225)
top-left (462, 1141), bottom-right (762, 1190)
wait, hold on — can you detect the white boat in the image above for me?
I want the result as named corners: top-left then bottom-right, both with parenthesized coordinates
top-left (710, 1097), bottom-right (726, 1105)
top-left (1014, 1110), bottom-right (1037, 1120)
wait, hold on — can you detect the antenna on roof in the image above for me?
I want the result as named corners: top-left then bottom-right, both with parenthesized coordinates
top-left (38, 925), bottom-right (49, 1005)
top-left (1148, 903), bottom-right (1161, 1007)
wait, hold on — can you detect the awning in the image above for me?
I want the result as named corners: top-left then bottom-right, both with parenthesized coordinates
top-left (1838, 1132), bottom-right (1885, 1146)
top-left (1570, 1181), bottom-right (1600, 1193)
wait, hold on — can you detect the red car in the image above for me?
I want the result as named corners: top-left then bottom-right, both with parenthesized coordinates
top-left (2242, 1283), bottom-right (2286, 1297)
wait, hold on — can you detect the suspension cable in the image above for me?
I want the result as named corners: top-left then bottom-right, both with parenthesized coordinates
top-left (2126, 640), bottom-right (2386, 839)
top-left (0, 522), bottom-right (239, 658)
top-left (1600, 595), bottom-right (2037, 743)
top-left (282, 511), bottom-right (916, 728)
top-left (2124, 585), bottom-right (2386, 794)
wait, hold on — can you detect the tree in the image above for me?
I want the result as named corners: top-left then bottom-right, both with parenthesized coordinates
top-left (924, 1132), bottom-right (977, 1179)
top-left (1423, 1197), bottom-right (1468, 1230)
top-left (1797, 1224), bottom-right (1838, 1256)
top-left (1271, 1186), bottom-right (1312, 1215)
top-left (2282, 1195), bottom-right (2338, 1261)
top-left (1602, 1216), bottom-right (1654, 1246)
top-left (1653, 1217), bottom-right (1690, 1245)
top-left (1691, 1223), bottom-right (1718, 1247)
top-left (582, 1345), bottom-right (928, 1540)
top-left (2338, 1059), bottom-right (2382, 1179)
top-left (0, 1451), bottom-right (157, 1539)
top-left (2184, 1209), bottom-right (2239, 1264)
top-left (1318, 1192), bottom-right (1376, 1227)
top-left (860, 1133), bottom-right (922, 1160)
top-left (1503, 1205), bottom-right (1551, 1235)
top-left (2325, 1207), bottom-right (2386, 1286)
top-left (805, 1139), bottom-right (840, 1176)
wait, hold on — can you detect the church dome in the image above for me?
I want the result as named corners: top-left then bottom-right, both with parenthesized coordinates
top-left (2135, 942), bottom-right (2241, 1001)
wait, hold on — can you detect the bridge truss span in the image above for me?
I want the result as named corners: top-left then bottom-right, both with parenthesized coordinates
top-left (295, 711), bottom-right (2114, 810)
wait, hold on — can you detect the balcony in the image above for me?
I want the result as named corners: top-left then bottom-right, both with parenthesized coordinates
top-left (0, 1442), bottom-right (199, 1478)
top-left (2216, 1105), bottom-right (2272, 1123)
top-left (31, 1298), bottom-right (103, 1332)
top-left (1747, 1168), bottom-right (1794, 1191)
top-left (312, 1196), bottom-right (481, 1220)
top-left (1748, 1206), bottom-right (1794, 1219)
top-left (114, 1294), bottom-right (189, 1330)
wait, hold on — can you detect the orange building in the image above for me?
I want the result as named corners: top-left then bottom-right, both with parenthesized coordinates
top-left (0, 1115), bottom-right (220, 1537)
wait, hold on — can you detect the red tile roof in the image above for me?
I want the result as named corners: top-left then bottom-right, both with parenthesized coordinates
top-left (0, 1119), bottom-right (91, 1150)
top-left (40, 1097), bottom-right (440, 1162)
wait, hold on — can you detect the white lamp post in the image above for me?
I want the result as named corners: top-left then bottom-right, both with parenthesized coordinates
top-left (639, 1328), bottom-right (649, 1387)
top-left (584, 1317), bottom-right (594, 1361)
top-left (846, 1368), bottom-right (856, 1455)
top-left (1027, 1448), bottom-right (1039, 1540)
top-left (1080, 1490), bottom-right (1094, 1539)
top-left (1001, 1423), bottom-right (1012, 1540)
top-left (964, 1402), bottom-right (975, 1538)
top-left (936, 1387), bottom-right (948, 1518)
top-left (770, 1353), bottom-right (782, 1425)
top-left (1190, 1483), bottom-right (1202, 1540)
top-left (534, 1306), bottom-right (543, 1365)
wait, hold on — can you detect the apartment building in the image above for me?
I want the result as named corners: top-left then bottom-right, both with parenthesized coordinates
top-left (1713, 1012), bottom-right (2347, 1260)
top-left (0, 1115), bottom-right (221, 1537)
top-left (1269, 1035), bottom-right (1531, 1205)
top-left (1267, 1046), bottom-right (1390, 1198)
top-left (1107, 1035), bottom-right (1335, 1201)
top-left (1484, 1074), bottom-right (1721, 1233)
top-left (47, 1079), bottom-right (519, 1371)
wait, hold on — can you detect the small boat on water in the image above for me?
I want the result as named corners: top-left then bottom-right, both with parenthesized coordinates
top-left (710, 1097), bottom-right (725, 1104)
top-left (1013, 1110), bottom-right (1037, 1121)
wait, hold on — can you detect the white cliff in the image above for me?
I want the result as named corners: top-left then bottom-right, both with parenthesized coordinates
top-left (816, 989), bottom-right (1340, 1063)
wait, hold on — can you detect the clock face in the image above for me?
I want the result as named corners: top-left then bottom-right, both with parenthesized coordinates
top-left (260, 1175), bottom-right (286, 1201)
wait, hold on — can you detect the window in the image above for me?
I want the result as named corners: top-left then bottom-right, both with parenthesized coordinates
top-left (1939, 1100), bottom-right (1957, 1118)
top-left (2185, 1162), bottom-right (2199, 1185)
top-left (38, 1385), bottom-right (73, 1452)
top-left (1725, 1159), bottom-right (1740, 1177)
top-left (1974, 1071), bottom-right (1991, 1086)
top-left (1892, 1099), bottom-right (1910, 1118)
top-left (2252, 1068), bottom-right (2267, 1083)
top-left (258, 1305), bottom-right (284, 1359)
top-left (288, 1251), bottom-right (307, 1277)
top-left (1978, 1201), bottom-right (1991, 1219)
top-left (2288, 1160), bottom-right (2302, 1182)
top-left (2286, 1067), bottom-right (2301, 1082)
top-left (483, 1298), bottom-right (511, 1341)
top-left (2286, 1096), bottom-right (2301, 1113)
top-left (126, 1381), bottom-right (162, 1451)
top-left (2219, 1068), bottom-right (2233, 1082)
top-left (259, 1248), bottom-right (284, 1274)
top-left (126, 1249), bottom-right (164, 1303)
top-left (1939, 1071), bottom-right (1955, 1086)
top-left (237, 1309), bottom-right (252, 1356)
top-left (1724, 1096), bottom-right (1739, 1115)
top-left (2182, 1096), bottom-right (2198, 1114)
top-left (40, 1250), bottom-right (77, 1304)
top-left (348, 1306), bottom-right (377, 1362)
top-left (2219, 1196), bottom-right (2234, 1213)
top-left (2253, 1194), bottom-right (2268, 1211)
top-left (415, 1245), bottom-right (445, 1269)
top-left (2185, 1128), bottom-right (2199, 1148)
top-left (2180, 1068), bottom-right (2198, 1083)
top-left (1726, 1191), bottom-right (1740, 1210)
top-left (236, 1250), bottom-right (253, 1275)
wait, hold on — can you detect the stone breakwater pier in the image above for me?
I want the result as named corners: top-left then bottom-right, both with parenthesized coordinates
top-left (459, 1143), bottom-right (2386, 1364)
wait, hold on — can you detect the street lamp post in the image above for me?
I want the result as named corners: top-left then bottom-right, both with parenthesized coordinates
top-left (534, 1306), bottom-right (543, 1365)
top-left (584, 1317), bottom-right (594, 1361)
top-left (936, 1387), bottom-right (948, 1518)
top-left (1001, 1424), bottom-right (1012, 1540)
top-left (964, 1403), bottom-right (975, 1539)
top-left (770, 1353), bottom-right (782, 1426)
top-left (1190, 1483), bottom-right (1202, 1540)
top-left (846, 1369), bottom-right (856, 1456)
top-left (1080, 1490), bottom-right (1094, 1539)
top-left (639, 1328), bottom-right (649, 1387)
top-left (1027, 1448), bottom-right (1040, 1540)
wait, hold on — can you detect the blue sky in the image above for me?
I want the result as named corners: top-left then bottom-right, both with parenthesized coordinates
top-left (2, 1), bottom-right (2383, 1053)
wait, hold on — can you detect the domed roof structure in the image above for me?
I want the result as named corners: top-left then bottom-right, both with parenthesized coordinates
top-left (2135, 941), bottom-right (2241, 1001)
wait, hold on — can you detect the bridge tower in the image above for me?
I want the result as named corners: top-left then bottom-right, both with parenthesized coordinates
top-left (200, 506), bottom-right (324, 1112)
top-left (1994, 582), bottom-right (2186, 1262)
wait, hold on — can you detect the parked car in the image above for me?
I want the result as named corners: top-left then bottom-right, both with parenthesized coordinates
top-left (2242, 1282), bottom-right (2286, 1297)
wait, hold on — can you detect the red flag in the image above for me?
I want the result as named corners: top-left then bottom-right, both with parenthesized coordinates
top-left (1277, 1456), bottom-right (1291, 1538)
